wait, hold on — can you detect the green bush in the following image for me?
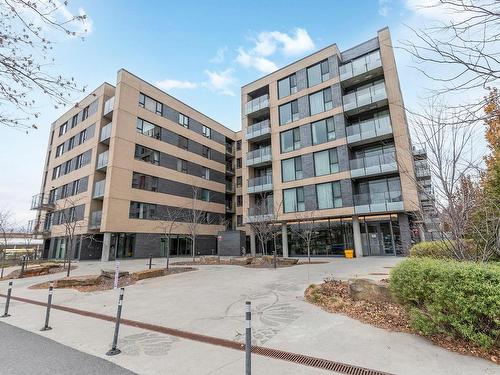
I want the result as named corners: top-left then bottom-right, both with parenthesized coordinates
top-left (390, 258), bottom-right (500, 349)
top-left (409, 241), bottom-right (454, 259)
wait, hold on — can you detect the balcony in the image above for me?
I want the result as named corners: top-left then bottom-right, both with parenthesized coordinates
top-left (415, 166), bottom-right (431, 178)
top-left (226, 144), bottom-right (235, 156)
top-left (226, 163), bottom-right (235, 176)
top-left (247, 205), bottom-right (274, 223)
top-left (93, 180), bottom-right (106, 199)
top-left (226, 181), bottom-right (235, 193)
top-left (89, 210), bottom-right (102, 229)
top-left (346, 115), bottom-right (392, 144)
top-left (246, 146), bottom-right (272, 167)
top-left (103, 96), bottom-right (114, 119)
top-left (350, 152), bottom-right (397, 178)
top-left (246, 119), bottom-right (271, 141)
top-left (245, 94), bottom-right (269, 116)
top-left (96, 150), bottom-right (109, 171)
top-left (343, 81), bottom-right (387, 116)
top-left (354, 191), bottom-right (404, 214)
top-left (340, 50), bottom-right (383, 87)
top-left (247, 175), bottom-right (273, 194)
top-left (30, 193), bottom-right (55, 211)
top-left (100, 122), bottom-right (112, 144)
top-left (226, 202), bottom-right (235, 213)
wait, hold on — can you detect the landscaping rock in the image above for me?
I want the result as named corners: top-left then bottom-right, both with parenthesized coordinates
top-left (101, 269), bottom-right (129, 279)
top-left (133, 268), bottom-right (165, 280)
top-left (348, 278), bottom-right (393, 304)
top-left (198, 256), bottom-right (220, 264)
top-left (55, 275), bottom-right (101, 288)
top-left (230, 257), bottom-right (253, 265)
top-left (22, 263), bottom-right (61, 277)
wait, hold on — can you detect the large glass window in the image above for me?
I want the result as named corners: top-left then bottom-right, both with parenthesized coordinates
top-left (55, 144), bottom-right (64, 157)
top-left (177, 159), bottom-right (187, 173)
top-left (309, 88), bottom-right (333, 115)
top-left (307, 60), bottom-right (330, 87)
top-left (280, 127), bottom-right (301, 153)
top-left (316, 182), bottom-right (342, 209)
top-left (314, 148), bottom-right (339, 176)
top-left (178, 113), bottom-right (189, 128)
top-left (137, 118), bottom-right (161, 139)
top-left (129, 201), bottom-right (157, 219)
top-left (132, 172), bottom-right (159, 192)
top-left (135, 145), bottom-right (160, 165)
top-left (278, 74), bottom-right (297, 99)
top-left (59, 122), bottom-right (67, 136)
top-left (281, 157), bottom-right (302, 182)
top-left (202, 125), bottom-right (211, 139)
top-left (139, 93), bottom-right (162, 115)
top-left (311, 117), bottom-right (336, 145)
top-left (283, 187), bottom-right (305, 213)
top-left (279, 100), bottom-right (299, 125)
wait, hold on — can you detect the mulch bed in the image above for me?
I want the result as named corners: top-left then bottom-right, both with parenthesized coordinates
top-left (29, 267), bottom-right (195, 293)
top-left (305, 279), bottom-right (499, 364)
top-left (1, 265), bottom-right (77, 280)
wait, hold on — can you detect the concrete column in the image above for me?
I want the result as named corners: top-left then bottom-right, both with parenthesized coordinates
top-left (418, 224), bottom-right (426, 242)
top-left (281, 223), bottom-right (289, 258)
top-left (352, 216), bottom-right (363, 258)
top-left (101, 233), bottom-right (111, 262)
top-left (250, 230), bottom-right (256, 256)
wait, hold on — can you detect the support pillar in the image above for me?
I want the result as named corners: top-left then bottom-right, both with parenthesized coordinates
top-left (418, 224), bottom-right (426, 242)
top-left (101, 233), bottom-right (112, 262)
top-left (250, 230), bottom-right (256, 256)
top-left (352, 216), bottom-right (363, 258)
top-left (281, 223), bottom-right (289, 258)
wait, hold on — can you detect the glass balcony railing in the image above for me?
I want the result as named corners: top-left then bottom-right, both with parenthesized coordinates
top-left (246, 119), bottom-right (271, 140)
top-left (97, 150), bottom-right (109, 170)
top-left (247, 146), bottom-right (272, 166)
top-left (103, 96), bottom-right (114, 117)
top-left (350, 152), bottom-right (397, 177)
top-left (247, 204), bottom-right (274, 222)
top-left (354, 191), bottom-right (403, 214)
top-left (93, 180), bottom-right (106, 199)
top-left (100, 122), bottom-right (112, 142)
top-left (226, 181), bottom-right (235, 193)
top-left (89, 210), bottom-right (102, 229)
top-left (415, 166), bottom-right (431, 178)
top-left (30, 193), bottom-right (55, 211)
top-left (343, 81), bottom-right (387, 113)
top-left (248, 175), bottom-right (273, 194)
top-left (245, 94), bottom-right (269, 115)
top-left (340, 50), bottom-right (382, 81)
top-left (346, 114), bottom-right (392, 143)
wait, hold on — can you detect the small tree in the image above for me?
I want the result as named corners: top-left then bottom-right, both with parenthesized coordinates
top-left (18, 221), bottom-right (35, 260)
top-left (155, 206), bottom-right (184, 270)
top-left (0, 210), bottom-right (15, 278)
top-left (290, 211), bottom-right (317, 264)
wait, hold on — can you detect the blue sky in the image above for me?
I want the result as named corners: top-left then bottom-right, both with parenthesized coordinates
top-left (0, 0), bottom-right (487, 223)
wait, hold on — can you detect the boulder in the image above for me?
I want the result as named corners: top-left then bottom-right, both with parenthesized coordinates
top-left (55, 275), bottom-right (101, 288)
top-left (101, 269), bottom-right (129, 279)
top-left (230, 257), bottom-right (253, 265)
top-left (133, 268), bottom-right (164, 280)
top-left (348, 278), bottom-right (393, 304)
top-left (279, 258), bottom-right (299, 265)
top-left (199, 256), bottom-right (220, 264)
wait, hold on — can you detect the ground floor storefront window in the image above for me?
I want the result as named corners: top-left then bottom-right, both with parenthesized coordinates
top-left (359, 214), bottom-right (403, 256)
top-left (111, 233), bottom-right (135, 259)
top-left (161, 235), bottom-right (192, 257)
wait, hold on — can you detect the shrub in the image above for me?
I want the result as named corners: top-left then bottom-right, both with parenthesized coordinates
top-left (409, 241), bottom-right (453, 259)
top-left (390, 258), bottom-right (500, 349)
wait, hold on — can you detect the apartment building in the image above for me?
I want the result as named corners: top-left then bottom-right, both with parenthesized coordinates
top-left (32, 27), bottom-right (423, 260)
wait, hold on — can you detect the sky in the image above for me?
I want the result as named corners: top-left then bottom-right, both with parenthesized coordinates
top-left (0, 0), bottom-right (489, 224)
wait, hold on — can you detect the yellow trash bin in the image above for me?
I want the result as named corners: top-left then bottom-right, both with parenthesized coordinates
top-left (344, 249), bottom-right (354, 258)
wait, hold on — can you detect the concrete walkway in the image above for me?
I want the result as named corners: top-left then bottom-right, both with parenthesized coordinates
top-left (0, 257), bottom-right (498, 375)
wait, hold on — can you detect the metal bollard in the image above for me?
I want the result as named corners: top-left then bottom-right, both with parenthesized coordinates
top-left (20, 257), bottom-right (26, 278)
top-left (106, 287), bottom-right (124, 356)
top-left (148, 255), bottom-right (152, 270)
top-left (41, 282), bottom-right (54, 331)
top-left (245, 301), bottom-right (251, 375)
top-left (1, 281), bottom-right (13, 318)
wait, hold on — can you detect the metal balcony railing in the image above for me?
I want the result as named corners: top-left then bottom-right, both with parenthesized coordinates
top-left (97, 150), bottom-right (109, 170)
top-left (100, 122), bottom-right (112, 143)
top-left (93, 180), bottom-right (105, 199)
top-left (346, 115), bottom-right (392, 143)
top-left (30, 193), bottom-right (55, 211)
top-left (353, 191), bottom-right (403, 214)
top-left (247, 175), bottom-right (273, 194)
top-left (350, 152), bottom-right (397, 178)
top-left (103, 96), bottom-right (114, 117)
top-left (245, 94), bottom-right (269, 115)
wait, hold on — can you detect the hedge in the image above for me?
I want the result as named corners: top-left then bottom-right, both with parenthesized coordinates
top-left (390, 258), bottom-right (500, 348)
top-left (409, 241), bottom-right (453, 259)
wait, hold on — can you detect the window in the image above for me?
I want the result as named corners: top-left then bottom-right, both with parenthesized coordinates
top-left (316, 182), bottom-right (342, 209)
top-left (236, 140), bottom-right (241, 150)
top-left (236, 158), bottom-right (242, 168)
top-left (278, 74), bottom-right (297, 99)
top-left (139, 93), bottom-right (162, 115)
top-left (280, 127), bottom-right (301, 153)
top-left (283, 187), bottom-right (305, 213)
top-left (236, 176), bottom-right (242, 188)
top-left (237, 215), bottom-right (243, 227)
top-left (55, 144), bottom-right (64, 157)
top-left (134, 145), bottom-right (160, 165)
top-left (50, 130), bottom-right (54, 146)
top-left (52, 165), bottom-right (61, 180)
top-left (309, 88), bottom-right (333, 116)
top-left (64, 160), bottom-right (71, 174)
top-left (68, 136), bottom-right (75, 151)
top-left (311, 117), bottom-right (336, 145)
top-left (70, 180), bottom-right (79, 196)
top-left (60, 184), bottom-right (68, 199)
top-left (59, 122), bottom-right (68, 136)
top-left (82, 106), bottom-right (89, 121)
top-left (237, 195), bottom-right (243, 207)
top-left (71, 114), bottom-right (78, 128)
top-left (79, 129), bottom-right (87, 144)
top-left (136, 118), bottom-right (161, 139)
top-left (307, 60), bottom-right (330, 87)
top-left (281, 157), bottom-right (303, 182)
top-left (202, 125), bottom-right (211, 139)
top-left (201, 167), bottom-right (210, 180)
top-left (202, 145), bottom-right (211, 159)
top-left (68, 207), bottom-right (76, 222)
top-left (129, 201), bottom-right (157, 219)
top-left (178, 135), bottom-right (188, 150)
top-left (178, 113), bottom-right (189, 128)
top-left (75, 154), bottom-right (84, 169)
top-left (279, 100), bottom-right (299, 125)
top-left (132, 172), bottom-right (159, 192)
top-left (49, 189), bottom-right (57, 203)
top-left (177, 159), bottom-right (187, 173)
top-left (200, 189), bottom-right (210, 202)
top-left (314, 148), bottom-right (339, 176)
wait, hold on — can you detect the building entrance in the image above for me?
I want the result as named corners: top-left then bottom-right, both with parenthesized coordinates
top-left (360, 216), bottom-right (401, 256)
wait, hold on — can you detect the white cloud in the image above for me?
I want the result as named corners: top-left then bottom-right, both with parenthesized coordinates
top-left (53, 0), bottom-right (93, 35)
top-left (203, 69), bottom-right (237, 96)
top-left (155, 79), bottom-right (198, 90)
top-left (235, 28), bottom-right (315, 73)
top-left (210, 46), bottom-right (228, 63)
top-left (404, 0), bottom-right (469, 23)
top-left (378, 0), bottom-right (391, 17)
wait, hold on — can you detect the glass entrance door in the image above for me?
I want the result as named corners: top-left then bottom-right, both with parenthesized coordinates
top-left (367, 223), bottom-right (382, 255)
top-left (362, 220), bottom-right (396, 256)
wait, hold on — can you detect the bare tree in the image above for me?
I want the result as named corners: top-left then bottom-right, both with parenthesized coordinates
top-left (0, 0), bottom-right (89, 131)
top-left (18, 221), bottom-right (35, 260)
top-left (155, 206), bottom-right (184, 270)
top-left (290, 211), bottom-right (317, 264)
top-left (0, 209), bottom-right (15, 277)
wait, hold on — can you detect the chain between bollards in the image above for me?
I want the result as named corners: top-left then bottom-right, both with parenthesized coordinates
top-left (1, 281), bottom-right (12, 318)
top-left (106, 287), bottom-right (124, 356)
top-left (41, 281), bottom-right (54, 331)
top-left (245, 300), bottom-right (251, 375)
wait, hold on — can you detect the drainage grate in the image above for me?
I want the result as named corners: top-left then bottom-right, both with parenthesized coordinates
top-left (0, 293), bottom-right (394, 375)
